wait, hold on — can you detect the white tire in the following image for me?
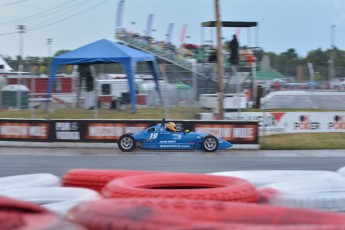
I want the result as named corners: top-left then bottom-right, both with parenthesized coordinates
top-left (0, 173), bottom-right (61, 191)
top-left (259, 174), bottom-right (345, 212)
top-left (209, 170), bottom-right (339, 188)
top-left (261, 191), bottom-right (345, 212)
top-left (261, 174), bottom-right (345, 193)
top-left (336, 166), bottom-right (345, 176)
top-left (0, 187), bottom-right (101, 216)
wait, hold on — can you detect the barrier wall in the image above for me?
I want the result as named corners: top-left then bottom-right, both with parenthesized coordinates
top-left (0, 119), bottom-right (259, 145)
top-left (223, 112), bottom-right (345, 135)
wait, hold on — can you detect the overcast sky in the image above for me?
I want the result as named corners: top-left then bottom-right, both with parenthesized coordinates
top-left (0, 0), bottom-right (344, 58)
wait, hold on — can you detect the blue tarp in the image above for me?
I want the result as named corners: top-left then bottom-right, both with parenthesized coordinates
top-left (47, 39), bottom-right (161, 113)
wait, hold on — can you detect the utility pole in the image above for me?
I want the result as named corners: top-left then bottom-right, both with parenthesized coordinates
top-left (214, 0), bottom-right (224, 119)
top-left (47, 38), bottom-right (52, 57)
top-left (17, 25), bottom-right (26, 65)
top-left (331, 25), bottom-right (336, 83)
top-left (329, 25), bottom-right (335, 88)
top-left (17, 25), bottom-right (26, 110)
top-left (46, 38), bottom-right (53, 72)
top-left (17, 25), bottom-right (26, 62)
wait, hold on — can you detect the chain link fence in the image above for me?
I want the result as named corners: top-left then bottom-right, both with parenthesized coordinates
top-left (1, 60), bottom-right (345, 119)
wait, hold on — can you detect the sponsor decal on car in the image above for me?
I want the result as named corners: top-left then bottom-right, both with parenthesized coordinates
top-left (159, 144), bottom-right (190, 148)
top-left (172, 134), bottom-right (182, 139)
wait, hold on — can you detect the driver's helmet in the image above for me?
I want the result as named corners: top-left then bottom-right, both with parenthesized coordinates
top-left (166, 122), bottom-right (177, 132)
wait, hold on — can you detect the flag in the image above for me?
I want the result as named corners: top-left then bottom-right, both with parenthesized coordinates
top-left (180, 24), bottom-right (188, 45)
top-left (165, 23), bottom-right (174, 43)
top-left (146, 14), bottom-right (154, 37)
top-left (115, 0), bottom-right (125, 28)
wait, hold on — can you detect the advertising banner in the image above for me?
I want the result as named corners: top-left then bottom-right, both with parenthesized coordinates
top-left (224, 112), bottom-right (345, 135)
top-left (54, 121), bottom-right (83, 141)
top-left (0, 119), bottom-right (258, 144)
top-left (82, 120), bottom-right (258, 144)
top-left (0, 120), bottom-right (51, 141)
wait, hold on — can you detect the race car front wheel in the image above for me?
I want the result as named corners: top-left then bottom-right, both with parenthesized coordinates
top-left (118, 134), bottom-right (136, 152)
top-left (201, 135), bottom-right (219, 152)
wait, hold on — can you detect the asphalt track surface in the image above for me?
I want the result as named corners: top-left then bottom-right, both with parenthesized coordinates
top-left (1, 147), bottom-right (345, 177)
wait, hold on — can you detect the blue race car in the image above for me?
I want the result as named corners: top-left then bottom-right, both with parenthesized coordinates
top-left (117, 119), bottom-right (233, 152)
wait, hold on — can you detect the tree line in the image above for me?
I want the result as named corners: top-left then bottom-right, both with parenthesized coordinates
top-left (265, 47), bottom-right (345, 81)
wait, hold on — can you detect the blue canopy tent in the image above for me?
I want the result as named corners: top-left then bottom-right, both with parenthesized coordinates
top-left (46, 39), bottom-right (161, 113)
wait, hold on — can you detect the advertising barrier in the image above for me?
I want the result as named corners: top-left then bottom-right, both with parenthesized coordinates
top-left (224, 112), bottom-right (345, 135)
top-left (0, 119), bottom-right (258, 145)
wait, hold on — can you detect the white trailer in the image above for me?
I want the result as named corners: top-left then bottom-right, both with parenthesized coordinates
top-left (199, 93), bottom-right (247, 110)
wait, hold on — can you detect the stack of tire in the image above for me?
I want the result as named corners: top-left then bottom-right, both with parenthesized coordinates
top-left (0, 173), bottom-right (98, 229)
top-left (60, 168), bottom-right (345, 230)
top-left (0, 196), bottom-right (85, 230)
top-left (3, 169), bottom-right (345, 229)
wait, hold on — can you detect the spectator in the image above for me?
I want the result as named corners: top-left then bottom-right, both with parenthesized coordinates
top-left (208, 49), bottom-right (217, 62)
top-left (241, 46), bottom-right (256, 67)
top-left (228, 34), bottom-right (239, 65)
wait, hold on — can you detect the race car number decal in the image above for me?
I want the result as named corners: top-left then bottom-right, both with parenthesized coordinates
top-left (149, 133), bottom-right (158, 139)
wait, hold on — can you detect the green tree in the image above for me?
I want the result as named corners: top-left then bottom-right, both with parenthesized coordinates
top-left (332, 48), bottom-right (345, 78)
top-left (305, 48), bottom-right (328, 78)
top-left (276, 48), bottom-right (301, 76)
top-left (54, 50), bottom-right (70, 57)
top-left (306, 48), bottom-right (328, 67)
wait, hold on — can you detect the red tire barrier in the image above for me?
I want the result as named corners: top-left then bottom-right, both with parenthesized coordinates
top-left (102, 173), bottom-right (259, 202)
top-left (66, 198), bottom-right (345, 230)
top-left (0, 196), bottom-right (85, 230)
top-left (168, 223), bottom-right (345, 230)
top-left (62, 169), bottom-right (162, 192)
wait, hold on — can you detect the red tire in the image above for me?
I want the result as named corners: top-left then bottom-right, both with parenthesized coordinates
top-left (102, 173), bottom-right (259, 202)
top-left (168, 223), bottom-right (345, 230)
top-left (62, 169), bottom-right (162, 192)
top-left (66, 198), bottom-right (345, 230)
top-left (0, 196), bottom-right (84, 230)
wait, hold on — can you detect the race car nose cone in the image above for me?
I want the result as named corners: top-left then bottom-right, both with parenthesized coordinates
top-left (219, 140), bottom-right (233, 150)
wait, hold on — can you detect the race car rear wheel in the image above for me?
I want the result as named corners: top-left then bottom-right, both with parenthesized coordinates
top-left (118, 134), bottom-right (136, 152)
top-left (201, 135), bottom-right (219, 152)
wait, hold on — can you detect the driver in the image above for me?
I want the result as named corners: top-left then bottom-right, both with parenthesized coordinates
top-left (166, 122), bottom-right (177, 132)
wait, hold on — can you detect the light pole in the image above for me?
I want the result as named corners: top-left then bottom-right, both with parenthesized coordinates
top-left (17, 25), bottom-right (26, 109)
top-left (331, 25), bottom-right (335, 47)
top-left (329, 25), bottom-right (336, 88)
top-left (17, 25), bottom-right (26, 65)
top-left (47, 38), bottom-right (52, 57)
top-left (331, 25), bottom-right (336, 82)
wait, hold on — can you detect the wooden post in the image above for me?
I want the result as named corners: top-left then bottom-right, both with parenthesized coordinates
top-left (215, 0), bottom-right (224, 120)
